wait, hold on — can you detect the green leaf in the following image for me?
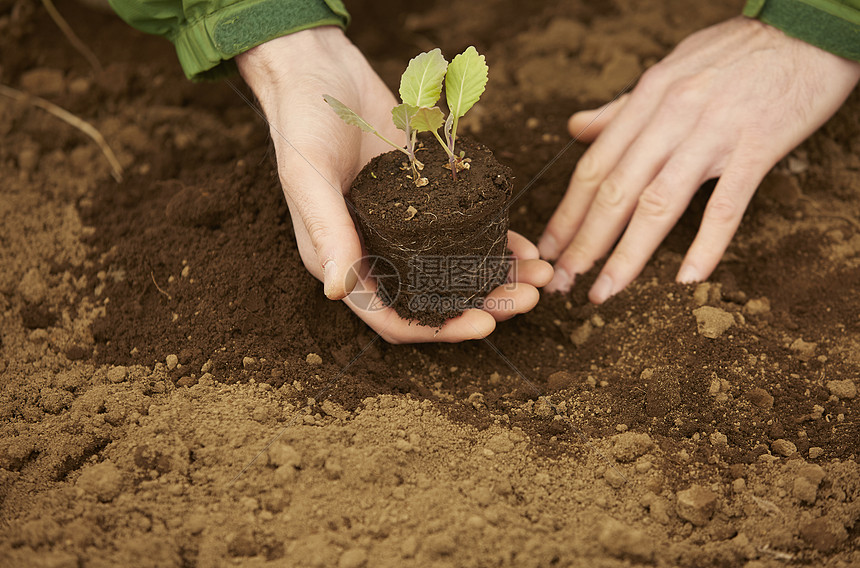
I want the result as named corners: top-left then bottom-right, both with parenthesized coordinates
top-left (323, 94), bottom-right (408, 156)
top-left (399, 49), bottom-right (448, 108)
top-left (445, 46), bottom-right (488, 120)
top-left (391, 103), bottom-right (418, 133)
top-left (410, 106), bottom-right (445, 133)
top-left (323, 94), bottom-right (377, 134)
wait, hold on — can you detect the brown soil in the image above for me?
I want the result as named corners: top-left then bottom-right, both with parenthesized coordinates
top-left (2, 0), bottom-right (859, 566)
top-left (350, 135), bottom-right (512, 326)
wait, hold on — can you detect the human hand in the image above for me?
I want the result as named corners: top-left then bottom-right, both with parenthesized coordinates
top-left (237, 28), bottom-right (551, 342)
top-left (539, 17), bottom-right (860, 302)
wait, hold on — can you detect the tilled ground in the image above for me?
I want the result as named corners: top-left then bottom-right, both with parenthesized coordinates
top-left (1, 0), bottom-right (858, 566)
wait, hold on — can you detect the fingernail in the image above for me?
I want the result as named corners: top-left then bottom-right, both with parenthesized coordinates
top-left (677, 264), bottom-right (699, 284)
top-left (546, 266), bottom-right (572, 293)
top-left (323, 259), bottom-right (338, 299)
top-left (589, 273), bottom-right (614, 304)
top-left (538, 233), bottom-right (559, 259)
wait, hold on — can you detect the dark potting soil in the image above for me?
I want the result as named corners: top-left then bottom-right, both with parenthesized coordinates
top-left (349, 135), bottom-right (512, 327)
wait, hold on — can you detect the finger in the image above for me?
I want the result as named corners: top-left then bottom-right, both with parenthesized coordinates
top-left (587, 145), bottom-right (718, 303)
top-left (547, 99), bottom-right (700, 292)
top-left (507, 230), bottom-right (539, 260)
top-left (677, 155), bottom-right (768, 283)
top-left (508, 258), bottom-right (553, 288)
top-left (539, 91), bottom-right (662, 262)
top-left (342, 271), bottom-right (497, 343)
top-left (567, 94), bottom-right (630, 143)
top-left (277, 140), bottom-right (363, 300)
top-left (481, 284), bottom-right (540, 321)
top-left (343, 298), bottom-right (497, 344)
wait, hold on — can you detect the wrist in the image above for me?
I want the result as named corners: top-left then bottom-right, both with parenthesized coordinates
top-left (236, 26), bottom-right (348, 99)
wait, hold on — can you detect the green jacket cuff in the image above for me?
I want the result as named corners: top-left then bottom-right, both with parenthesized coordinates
top-left (743, 0), bottom-right (860, 62)
top-left (109, 0), bottom-right (350, 81)
top-left (174, 0), bottom-right (349, 80)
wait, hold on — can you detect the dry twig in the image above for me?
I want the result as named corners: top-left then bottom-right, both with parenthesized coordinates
top-left (0, 83), bottom-right (124, 182)
top-left (41, 0), bottom-right (103, 73)
top-left (150, 271), bottom-right (172, 301)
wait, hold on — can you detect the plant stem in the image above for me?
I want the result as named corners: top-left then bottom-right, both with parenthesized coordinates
top-left (430, 130), bottom-right (455, 158)
top-left (374, 131), bottom-right (412, 157)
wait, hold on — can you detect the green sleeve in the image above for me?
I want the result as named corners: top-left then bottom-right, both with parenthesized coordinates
top-left (743, 0), bottom-right (860, 62)
top-left (107, 0), bottom-right (350, 81)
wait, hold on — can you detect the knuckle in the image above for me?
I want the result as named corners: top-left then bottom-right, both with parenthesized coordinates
top-left (637, 185), bottom-right (671, 217)
top-left (663, 78), bottom-right (704, 108)
top-left (704, 194), bottom-right (738, 224)
top-left (594, 177), bottom-right (626, 210)
top-left (572, 153), bottom-right (602, 186)
top-left (636, 65), bottom-right (668, 96)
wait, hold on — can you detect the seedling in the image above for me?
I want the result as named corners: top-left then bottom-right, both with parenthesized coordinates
top-left (324, 46), bottom-right (488, 185)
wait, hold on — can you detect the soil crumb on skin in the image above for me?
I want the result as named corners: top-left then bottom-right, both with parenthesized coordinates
top-left (2, 0), bottom-right (860, 567)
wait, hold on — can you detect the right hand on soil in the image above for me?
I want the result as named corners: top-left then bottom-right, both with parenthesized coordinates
top-left (237, 28), bottom-right (552, 343)
top-left (539, 17), bottom-right (860, 303)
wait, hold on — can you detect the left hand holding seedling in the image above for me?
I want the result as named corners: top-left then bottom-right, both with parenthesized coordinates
top-left (238, 28), bottom-right (551, 342)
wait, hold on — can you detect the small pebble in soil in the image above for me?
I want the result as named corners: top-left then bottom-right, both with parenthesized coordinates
top-left (18, 268), bottom-right (48, 304)
top-left (597, 519), bottom-right (654, 562)
top-left (793, 476), bottom-right (819, 504)
top-left (693, 306), bottom-right (734, 339)
top-left (604, 467), bottom-right (626, 488)
top-left (165, 354), bottom-right (178, 370)
top-left (826, 379), bottom-right (857, 400)
top-left (242, 356), bottom-right (259, 371)
top-left (710, 431), bottom-right (728, 446)
top-left (676, 485), bottom-right (717, 526)
top-left (799, 517), bottom-right (848, 552)
top-left (808, 447), bottom-right (824, 459)
top-left (306, 352), bottom-right (323, 366)
top-left (745, 387), bottom-right (774, 409)
top-left (790, 338), bottom-right (817, 361)
top-left (485, 433), bottom-right (514, 453)
top-left (743, 297), bottom-right (771, 315)
top-left (771, 439), bottom-right (797, 457)
top-left (267, 442), bottom-right (301, 469)
top-left (569, 321), bottom-right (592, 346)
top-left (339, 548), bottom-right (368, 568)
top-left (546, 370), bottom-right (576, 391)
top-left (693, 283), bottom-right (710, 306)
top-left (400, 535), bottom-right (418, 558)
top-left (106, 365), bottom-right (127, 383)
top-left (612, 431), bottom-right (653, 463)
top-left (76, 460), bottom-right (123, 502)
top-left (176, 375), bottom-right (197, 387)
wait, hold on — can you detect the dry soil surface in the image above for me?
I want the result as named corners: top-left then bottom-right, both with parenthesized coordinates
top-left (1, 0), bottom-right (859, 566)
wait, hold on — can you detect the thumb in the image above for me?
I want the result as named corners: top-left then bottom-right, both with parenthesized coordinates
top-left (279, 155), bottom-right (363, 301)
